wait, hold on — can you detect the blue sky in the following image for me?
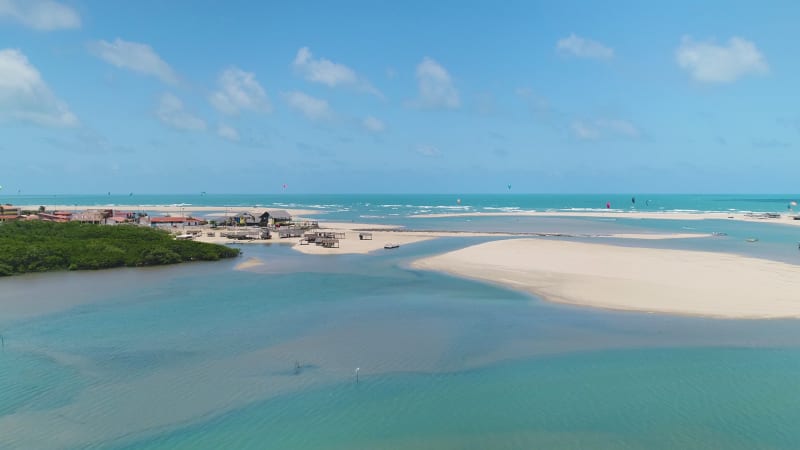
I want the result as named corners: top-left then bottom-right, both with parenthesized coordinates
top-left (1, 0), bottom-right (799, 194)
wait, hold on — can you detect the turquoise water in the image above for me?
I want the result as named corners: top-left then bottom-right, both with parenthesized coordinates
top-left (123, 347), bottom-right (800, 450)
top-left (9, 193), bottom-right (800, 219)
top-left (2, 203), bottom-right (800, 448)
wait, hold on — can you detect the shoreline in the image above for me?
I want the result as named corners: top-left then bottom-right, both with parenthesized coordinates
top-left (14, 205), bottom-right (323, 217)
top-left (194, 221), bottom-right (710, 256)
top-left (411, 238), bottom-right (800, 319)
top-left (411, 210), bottom-right (800, 227)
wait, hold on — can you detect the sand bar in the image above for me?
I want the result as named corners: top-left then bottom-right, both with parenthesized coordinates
top-left (191, 216), bottom-right (709, 254)
top-left (412, 238), bottom-right (800, 318)
top-left (234, 257), bottom-right (266, 271)
top-left (411, 210), bottom-right (800, 227)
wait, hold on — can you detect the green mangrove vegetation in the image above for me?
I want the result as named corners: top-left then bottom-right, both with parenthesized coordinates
top-left (0, 221), bottom-right (240, 276)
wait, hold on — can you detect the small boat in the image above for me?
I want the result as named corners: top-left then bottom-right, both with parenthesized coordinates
top-left (384, 243), bottom-right (400, 249)
top-left (745, 238), bottom-right (758, 243)
top-left (712, 232), bottom-right (727, 236)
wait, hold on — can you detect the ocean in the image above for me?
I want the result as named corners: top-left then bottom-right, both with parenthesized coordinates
top-left (9, 193), bottom-right (800, 219)
top-left (2, 195), bottom-right (800, 449)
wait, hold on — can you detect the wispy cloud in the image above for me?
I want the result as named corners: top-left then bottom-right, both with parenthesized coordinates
top-left (89, 38), bottom-right (178, 85)
top-left (515, 87), bottom-right (551, 115)
top-left (408, 57), bottom-right (460, 110)
top-left (292, 47), bottom-right (381, 97)
top-left (217, 124), bottom-right (239, 141)
top-left (556, 34), bottom-right (614, 60)
top-left (362, 116), bottom-right (385, 133)
top-left (571, 119), bottom-right (639, 140)
top-left (415, 144), bottom-right (441, 157)
top-left (0, 48), bottom-right (78, 126)
top-left (0, 0), bottom-right (80, 30)
top-left (752, 138), bottom-right (790, 149)
top-left (156, 93), bottom-right (206, 131)
top-left (283, 91), bottom-right (332, 121)
top-left (676, 36), bottom-right (768, 83)
top-left (209, 67), bottom-right (270, 115)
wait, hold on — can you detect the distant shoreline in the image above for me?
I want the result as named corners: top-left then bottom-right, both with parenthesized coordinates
top-left (411, 210), bottom-right (800, 227)
top-left (14, 205), bottom-right (323, 217)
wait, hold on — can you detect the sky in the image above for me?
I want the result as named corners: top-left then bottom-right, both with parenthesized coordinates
top-left (1, 0), bottom-right (799, 194)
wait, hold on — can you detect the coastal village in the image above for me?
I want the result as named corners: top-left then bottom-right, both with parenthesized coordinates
top-left (0, 203), bottom-right (304, 236)
top-left (0, 203), bottom-right (413, 253)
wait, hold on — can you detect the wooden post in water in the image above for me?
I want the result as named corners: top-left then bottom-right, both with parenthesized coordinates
top-left (355, 367), bottom-right (360, 384)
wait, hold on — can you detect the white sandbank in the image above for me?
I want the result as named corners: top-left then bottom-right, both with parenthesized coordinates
top-left (290, 230), bottom-right (710, 255)
top-left (597, 233), bottom-right (709, 240)
top-left (194, 222), bottom-right (711, 255)
top-left (411, 238), bottom-right (800, 319)
top-left (411, 210), bottom-right (800, 227)
top-left (190, 218), bottom-right (709, 255)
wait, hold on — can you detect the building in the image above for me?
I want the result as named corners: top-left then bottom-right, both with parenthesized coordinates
top-left (104, 211), bottom-right (135, 225)
top-left (229, 212), bottom-right (258, 226)
top-left (0, 204), bottom-right (20, 222)
top-left (151, 217), bottom-right (187, 228)
top-left (150, 216), bottom-right (207, 228)
top-left (37, 212), bottom-right (72, 223)
top-left (70, 210), bottom-right (105, 224)
top-left (259, 209), bottom-right (293, 226)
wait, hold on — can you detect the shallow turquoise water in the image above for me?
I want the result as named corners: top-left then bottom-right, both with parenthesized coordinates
top-left (2, 218), bottom-right (800, 449)
top-left (122, 347), bottom-right (800, 450)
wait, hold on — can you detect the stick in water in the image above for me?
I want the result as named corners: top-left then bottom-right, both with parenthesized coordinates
top-left (355, 367), bottom-right (360, 383)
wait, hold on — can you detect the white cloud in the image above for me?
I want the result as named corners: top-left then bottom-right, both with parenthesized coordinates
top-left (409, 57), bottom-right (460, 109)
top-left (676, 36), bottom-right (768, 83)
top-left (571, 119), bottom-right (639, 140)
top-left (415, 144), bottom-right (440, 157)
top-left (156, 93), bottom-right (206, 131)
top-left (283, 91), bottom-right (332, 121)
top-left (571, 121), bottom-right (600, 140)
top-left (217, 124), bottom-right (239, 141)
top-left (515, 87), bottom-right (550, 114)
top-left (292, 47), bottom-right (381, 97)
top-left (88, 38), bottom-right (178, 85)
top-left (556, 34), bottom-right (614, 60)
top-left (209, 67), bottom-right (270, 115)
top-left (0, 48), bottom-right (77, 126)
top-left (0, 0), bottom-right (80, 30)
top-left (362, 116), bottom-right (385, 133)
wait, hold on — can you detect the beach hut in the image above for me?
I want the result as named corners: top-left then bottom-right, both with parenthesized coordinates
top-left (260, 209), bottom-right (293, 227)
top-left (71, 210), bottom-right (105, 224)
top-left (150, 217), bottom-right (186, 228)
top-left (231, 212), bottom-right (258, 226)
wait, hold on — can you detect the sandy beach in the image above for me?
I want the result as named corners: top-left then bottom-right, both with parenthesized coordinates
top-left (192, 219), bottom-right (709, 255)
top-left (411, 210), bottom-right (800, 227)
top-left (412, 238), bottom-right (800, 318)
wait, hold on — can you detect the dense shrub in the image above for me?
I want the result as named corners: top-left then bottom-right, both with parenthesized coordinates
top-left (0, 221), bottom-right (239, 276)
